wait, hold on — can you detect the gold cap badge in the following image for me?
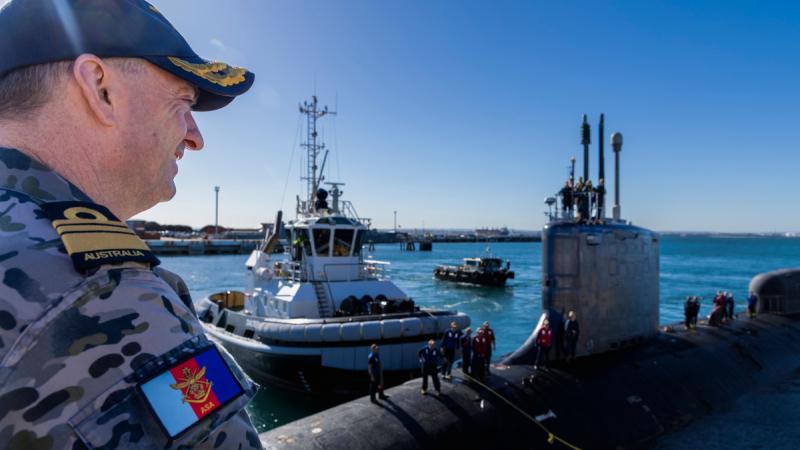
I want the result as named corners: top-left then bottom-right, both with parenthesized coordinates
top-left (168, 57), bottom-right (247, 87)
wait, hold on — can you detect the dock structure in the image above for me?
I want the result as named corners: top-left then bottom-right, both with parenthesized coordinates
top-left (145, 239), bottom-right (262, 255)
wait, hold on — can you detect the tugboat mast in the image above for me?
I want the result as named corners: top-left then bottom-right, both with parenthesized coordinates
top-left (299, 95), bottom-right (336, 212)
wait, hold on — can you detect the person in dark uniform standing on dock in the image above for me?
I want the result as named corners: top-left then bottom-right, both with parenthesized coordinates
top-left (684, 296), bottom-right (694, 329)
top-left (748, 292), bottom-right (758, 319)
top-left (726, 292), bottom-right (735, 320)
top-left (564, 311), bottom-right (580, 361)
top-left (368, 344), bottom-right (389, 403)
top-left (684, 296), bottom-right (700, 329)
top-left (419, 339), bottom-right (443, 395)
top-left (471, 328), bottom-right (490, 382)
top-left (482, 321), bottom-right (496, 375)
top-left (535, 319), bottom-right (553, 369)
top-left (441, 321), bottom-right (463, 380)
top-left (461, 327), bottom-right (473, 375)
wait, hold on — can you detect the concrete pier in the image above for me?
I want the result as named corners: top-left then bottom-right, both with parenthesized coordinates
top-left (145, 238), bottom-right (261, 255)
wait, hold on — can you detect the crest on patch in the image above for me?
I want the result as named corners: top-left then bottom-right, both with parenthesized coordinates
top-left (139, 346), bottom-right (246, 438)
top-left (170, 366), bottom-right (213, 404)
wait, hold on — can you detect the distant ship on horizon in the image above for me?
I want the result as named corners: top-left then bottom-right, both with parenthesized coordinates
top-left (474, 226), bottom-right (510, 239)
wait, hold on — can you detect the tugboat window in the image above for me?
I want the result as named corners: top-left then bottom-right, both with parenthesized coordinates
top-left (313, 228), bottom-right (331, 257)
top-left (333, 229), bottom-right (354, 256)
top-left (353, 230), bottom-right (364, 256)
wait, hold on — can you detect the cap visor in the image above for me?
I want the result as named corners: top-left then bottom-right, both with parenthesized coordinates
top-left (144, 55), bottom-right (255, 112)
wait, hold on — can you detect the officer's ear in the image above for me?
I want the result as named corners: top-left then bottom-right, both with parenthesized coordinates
top-left (72, 54), bottom-right (116, 126)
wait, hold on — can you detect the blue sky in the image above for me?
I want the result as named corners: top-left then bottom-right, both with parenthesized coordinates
top-left (133, 0), bottom-right (799, 232)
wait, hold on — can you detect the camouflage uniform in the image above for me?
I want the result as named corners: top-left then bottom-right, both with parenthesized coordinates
top-left (0, 147), bottom-right (262, 449)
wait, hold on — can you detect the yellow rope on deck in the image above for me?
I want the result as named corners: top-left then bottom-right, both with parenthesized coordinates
top-left (459, 371), bottom-right (583, 450)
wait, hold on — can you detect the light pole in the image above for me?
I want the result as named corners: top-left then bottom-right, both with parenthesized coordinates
top-left (214, 186), bottom-right (220, 236)
top-left (393, 210), bottom-right (397, 233)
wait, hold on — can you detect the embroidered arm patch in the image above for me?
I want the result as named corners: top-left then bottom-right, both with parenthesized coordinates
top-left (40, 201), bottom-right (160, 272)
top-left (139, 346), bottom-right (245, 438)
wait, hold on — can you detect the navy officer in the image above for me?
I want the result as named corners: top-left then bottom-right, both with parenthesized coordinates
top-left (368, 343), bottom-right (389, 403)
top-left (418, 339), bottom-right (443, 395)
top-left (0, 0), bottom-right (260, 448)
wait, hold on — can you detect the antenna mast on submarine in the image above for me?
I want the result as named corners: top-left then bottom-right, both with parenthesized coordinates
top-left (570, 156), bottom-right (576, 181)
top-left (581, 115), bottom-right (590, 181)
top-left (598, 113), bottom-right (605, 219)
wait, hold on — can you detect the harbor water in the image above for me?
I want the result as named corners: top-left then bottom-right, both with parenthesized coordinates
top-left (160, 236), bottom-right (800, 436)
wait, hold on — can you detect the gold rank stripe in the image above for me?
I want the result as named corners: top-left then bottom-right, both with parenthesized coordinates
top-left (55, 224), bottom-right (136, 236)
top-left (61, 232), bottom-right (151, 254)
top-left (52, 218), bottom-right (129, 228)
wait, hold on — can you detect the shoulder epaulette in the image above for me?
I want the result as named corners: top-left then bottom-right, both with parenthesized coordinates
top-left (40, 201), bottom-right (160, 273)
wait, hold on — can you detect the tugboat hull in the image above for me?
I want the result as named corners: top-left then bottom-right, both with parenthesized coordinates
top-left (209, 332), bottom-right (424, 396)
top-left (199, 299), bottom-right (470, 397)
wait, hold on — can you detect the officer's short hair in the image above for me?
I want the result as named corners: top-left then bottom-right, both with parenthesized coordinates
top-left (0, 58), bottom-right (146, 121)
top-left (0, 62), bottom-right (70, 121)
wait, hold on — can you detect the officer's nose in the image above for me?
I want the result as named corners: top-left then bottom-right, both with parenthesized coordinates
top-left (184, 111), bottom-right (204, 150)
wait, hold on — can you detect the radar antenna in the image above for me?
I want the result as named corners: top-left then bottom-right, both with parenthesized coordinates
top-left (299, 96), bottom-right (336, 212)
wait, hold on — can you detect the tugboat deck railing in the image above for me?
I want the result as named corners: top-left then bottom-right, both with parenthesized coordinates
top-left (322, 262), bottom-right (385, 282)
top-left (277, 260), bottom-right (385, 283)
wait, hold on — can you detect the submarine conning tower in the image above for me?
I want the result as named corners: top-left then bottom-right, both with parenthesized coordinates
top-left (505, 114), bottom-right (660, 364)
top-left (749, 268), bottom-right (800, 315)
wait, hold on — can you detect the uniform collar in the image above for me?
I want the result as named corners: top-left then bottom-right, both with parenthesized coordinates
top-left (0, 147), bottom-right (94, 204)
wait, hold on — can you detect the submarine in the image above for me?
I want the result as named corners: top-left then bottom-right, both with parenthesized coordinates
top-left (258, 115), bottom-right (800, 449)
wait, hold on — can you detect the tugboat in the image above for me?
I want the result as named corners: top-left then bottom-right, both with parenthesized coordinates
top-left (434, 253), bottom-right (515, 287)
top-left (195, 96), bottom-right (470, 396)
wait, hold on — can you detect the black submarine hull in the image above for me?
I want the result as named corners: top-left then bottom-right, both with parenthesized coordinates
top-left (259, 314), bottom-right (800, 449)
